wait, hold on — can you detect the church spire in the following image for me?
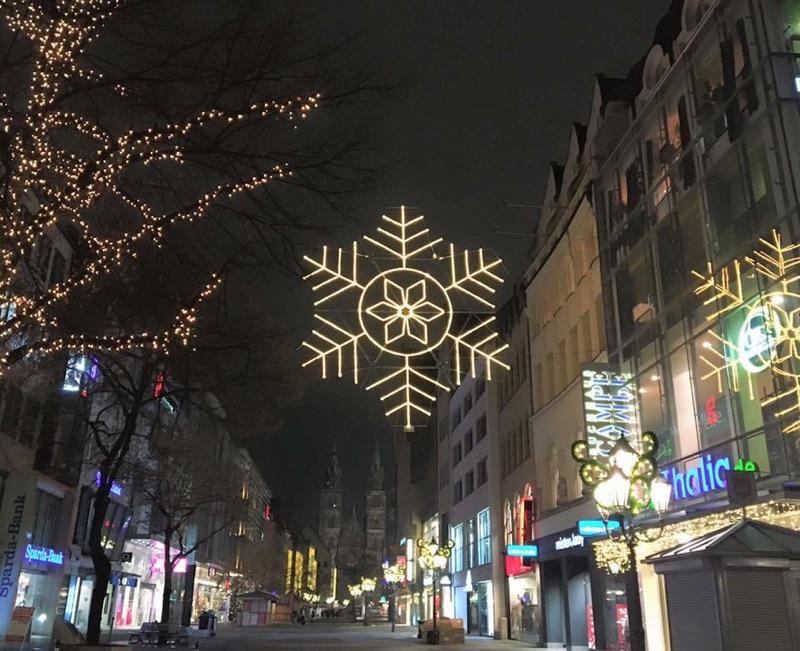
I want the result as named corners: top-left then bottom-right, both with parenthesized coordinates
top-left (324, 441), bottom-right (342, 489)
top-left (368, 443), bottom-right (384, 489)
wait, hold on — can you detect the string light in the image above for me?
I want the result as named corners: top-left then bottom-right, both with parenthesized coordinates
top-left (0, 1), bottom-right (322, 373)
top-left (302, 206), bottom-right (509, 429)
top-left (593, 499), bottom-right (800, 573)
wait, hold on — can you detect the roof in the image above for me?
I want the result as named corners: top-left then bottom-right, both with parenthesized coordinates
top-left (645, 520), bottom-right (800, 564)
top-left (239, 590), bottom-right (279, 601)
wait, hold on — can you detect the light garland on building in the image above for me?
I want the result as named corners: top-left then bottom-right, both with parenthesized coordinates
top-left (302, 206), bottom-right (509, 429)
top-left (693, 229), bottom-right (800, 432)
top-left (0, 1), bottom-right (321, 373)
top-left (593, 499), bottom-right (800, 573)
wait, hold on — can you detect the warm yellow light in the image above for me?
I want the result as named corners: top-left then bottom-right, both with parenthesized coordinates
top-left (302, 206), bottom-right (508, 429)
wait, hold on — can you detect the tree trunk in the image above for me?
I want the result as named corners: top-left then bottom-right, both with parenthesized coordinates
top-left (160, 528), bottom-right (176, 641)
top-left (86, 490), bottom-right (112, 645)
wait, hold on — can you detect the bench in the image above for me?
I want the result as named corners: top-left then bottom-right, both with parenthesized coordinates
top-left (128, 623), bottom-right (189, 647)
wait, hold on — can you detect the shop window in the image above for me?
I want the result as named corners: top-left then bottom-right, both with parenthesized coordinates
top-left (451, 524), bottom-right (464, 573)
top-left (466, 519), bottom-right (477, 568)
top-left (477, 509), bottom-right (491, 565)
top-left (503, 500), bottom-right (513, 546)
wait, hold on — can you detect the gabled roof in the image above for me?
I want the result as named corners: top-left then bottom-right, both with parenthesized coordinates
top-left (645, 520), bottom-right (800, 563)
top-left (549, 162), bottom-right (564, 194)
top-left (573, 122), bottom-right (587, 153)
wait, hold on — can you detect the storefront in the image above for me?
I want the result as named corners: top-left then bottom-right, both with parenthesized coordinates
top-left (533, 526), bottom-right (631, 651)
top-left (192, 564), bottom-right (226, 621)
top-left (504, 549), bottom-right (540, 644)
top-left (452, 568), bottom-right (493, 637)
top-left (16, 544), bottom-right (68, 638)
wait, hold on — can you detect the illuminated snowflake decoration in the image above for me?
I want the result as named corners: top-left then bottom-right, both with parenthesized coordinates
top-left (302, 206), bottom-right (509, 429)
top-left (693, 229), bottom-right (800, 433)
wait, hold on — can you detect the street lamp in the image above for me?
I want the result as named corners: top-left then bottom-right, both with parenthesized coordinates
top-left (383, 561), bottom-right (404, 632)
top-left (417, 537), bottom-right (454, 645)
top-left (572, 431), bottom-right (671, 651)
top-left (359, 577), bottom-right (376, 626)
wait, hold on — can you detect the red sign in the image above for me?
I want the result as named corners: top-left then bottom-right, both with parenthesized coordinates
top-left (504, 554), bottom-right (534, 577)
top-left (616, 604), bottom-right (629, 650)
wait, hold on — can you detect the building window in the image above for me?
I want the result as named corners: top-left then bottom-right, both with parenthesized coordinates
top-left (476, 414), bottom-right (487, 441)
top-left (475, 375), bottom-right (486, 397)
top-left (463, 393), bottom-right (473, 415)
top-left (452, 406), bottom-right (461, 429)
top-left (452, 442), bottom-right (462, 467)
top-left (31, 489), bottom-right (63, 549)
top-left (464, 429), bottom-right (473, 455)
top-left (477, 508), bottom-right (491, 565)
top-left (464, 470), bottom-right (475, 496)
top-left (466, 518), bottom-right (477, 568)
top-left (453, 479), bottom-right (463, 504)
top-left (477, 458), bottom-right (487, 486)
top-left (451, 523), bottom-right (464, 573)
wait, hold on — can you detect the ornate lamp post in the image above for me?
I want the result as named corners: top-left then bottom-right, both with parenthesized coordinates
top-left (417, 537), bottom-right (454, 645)
top-left (383, 561), bottom-right (404, 632)
top-left (347, 584), bottom-right (363, 623)
top-left (572, 432), bottom-right (672, 651)
top-left (360, 577), bottom-right (377, 626)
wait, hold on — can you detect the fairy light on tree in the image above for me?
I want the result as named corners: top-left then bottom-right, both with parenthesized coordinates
top-left (302, 206), bottom-right (509, 430)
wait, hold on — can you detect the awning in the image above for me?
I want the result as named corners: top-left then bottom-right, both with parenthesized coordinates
top-left (644, 519), bottom-right (800, 563)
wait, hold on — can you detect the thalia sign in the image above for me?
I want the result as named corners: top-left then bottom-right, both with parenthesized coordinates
top-left (660, 455), bottom-right (759, 501)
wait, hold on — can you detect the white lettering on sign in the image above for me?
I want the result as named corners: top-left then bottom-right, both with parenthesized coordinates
top-left (581, 366), bottom-right (638, 459)
top-left (554, 534), bottom-right (584, 551)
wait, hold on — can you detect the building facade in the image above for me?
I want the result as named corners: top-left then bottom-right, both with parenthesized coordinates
top-left (589, 0), bottom-right (800, 649)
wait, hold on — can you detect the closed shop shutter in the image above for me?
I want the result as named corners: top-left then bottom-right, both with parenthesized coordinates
top-left (727, 569), bottom-right (792, 651)
top-left (665, 570), bottom-right (723, 651)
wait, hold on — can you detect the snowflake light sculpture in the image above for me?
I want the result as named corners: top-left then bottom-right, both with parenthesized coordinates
top-left (302, 206), bottom-right (509, 429)
top-left (693, 229), bottom-right (800, 433)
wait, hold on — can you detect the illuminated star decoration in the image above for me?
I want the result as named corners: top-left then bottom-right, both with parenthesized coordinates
top-left (302, 206), bottom-right (509, 429)
top-left (693, 229), bottom-right (800, 433)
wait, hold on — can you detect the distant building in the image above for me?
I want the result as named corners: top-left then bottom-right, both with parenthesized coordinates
top-left (317, 443), bottom-right (387, 598)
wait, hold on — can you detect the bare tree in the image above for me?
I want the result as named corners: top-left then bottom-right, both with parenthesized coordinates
top-left (132, 395), bottom-right (237, 633)
top-left (0, 0), bottom-right (383, 644)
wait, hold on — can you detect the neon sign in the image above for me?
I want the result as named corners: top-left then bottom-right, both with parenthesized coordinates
top-left (738, 303), bottom-right (780, 374)
top-left (577, 520), bottom-right (621, 537)
top-left (660, 455), bottom-right (758, 501)
top-left (580, 365), bottom-right (638, 460)
top-left (506, 544), bottom-right (538, 558)
top-left (23, 545), bottom-right (63, 566)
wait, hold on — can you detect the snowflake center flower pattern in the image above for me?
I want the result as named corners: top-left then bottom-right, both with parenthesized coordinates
top-left (302, 206), bottom-right (509, 429)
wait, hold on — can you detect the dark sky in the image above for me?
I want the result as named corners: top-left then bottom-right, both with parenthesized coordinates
top-left (253, 1), bottom-right (670, 530)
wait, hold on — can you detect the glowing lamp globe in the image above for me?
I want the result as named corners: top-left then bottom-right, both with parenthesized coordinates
top-left (361, 578), bottom-right (377, 593)
top-left (609, 437), bottom-right (639, 477)
top-left (650, 475), bottom-right (672, 513)
top-left (594, 468), bottom-right (631, 513)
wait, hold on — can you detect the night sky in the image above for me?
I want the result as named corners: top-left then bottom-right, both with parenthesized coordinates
top-left (253, 1), bottom-right (670, 530)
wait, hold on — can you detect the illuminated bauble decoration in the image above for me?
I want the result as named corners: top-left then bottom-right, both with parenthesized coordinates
top-left (302, 206), bottom-right (509, 429)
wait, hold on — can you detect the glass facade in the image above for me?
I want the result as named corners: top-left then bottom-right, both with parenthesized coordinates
top-left (595, 0), bottom-right (800, 506)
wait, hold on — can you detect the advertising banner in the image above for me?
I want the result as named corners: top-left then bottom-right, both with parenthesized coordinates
top-left (0, 473), bottom-right (37, 637)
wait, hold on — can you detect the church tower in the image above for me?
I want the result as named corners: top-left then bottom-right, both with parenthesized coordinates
top-left (364, 444), bottom-right (387, 571)
top-left (318, 443), bottom-right (343, 564)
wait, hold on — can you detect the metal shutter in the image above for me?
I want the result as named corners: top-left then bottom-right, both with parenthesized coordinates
top-left (727, 569), bottom-right (792, 651)
top-left (665, 570), bottom-right (723, 651)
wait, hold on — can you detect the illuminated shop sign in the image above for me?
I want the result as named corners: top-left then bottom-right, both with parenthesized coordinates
top-left (506, 544), bottom-right (538, 558)
top-left (23, 545), bottom-right (63, 566)
top-left (660, 455), bottom-right (758, 501)
top-left (577, 520), bottom-right (621, 537)
top-left (580, 365), bottom-right (638, 460)
top-left (95, 472), bottom-right (123, 497)
top-left (554, 533), bottom-right (584, 551)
